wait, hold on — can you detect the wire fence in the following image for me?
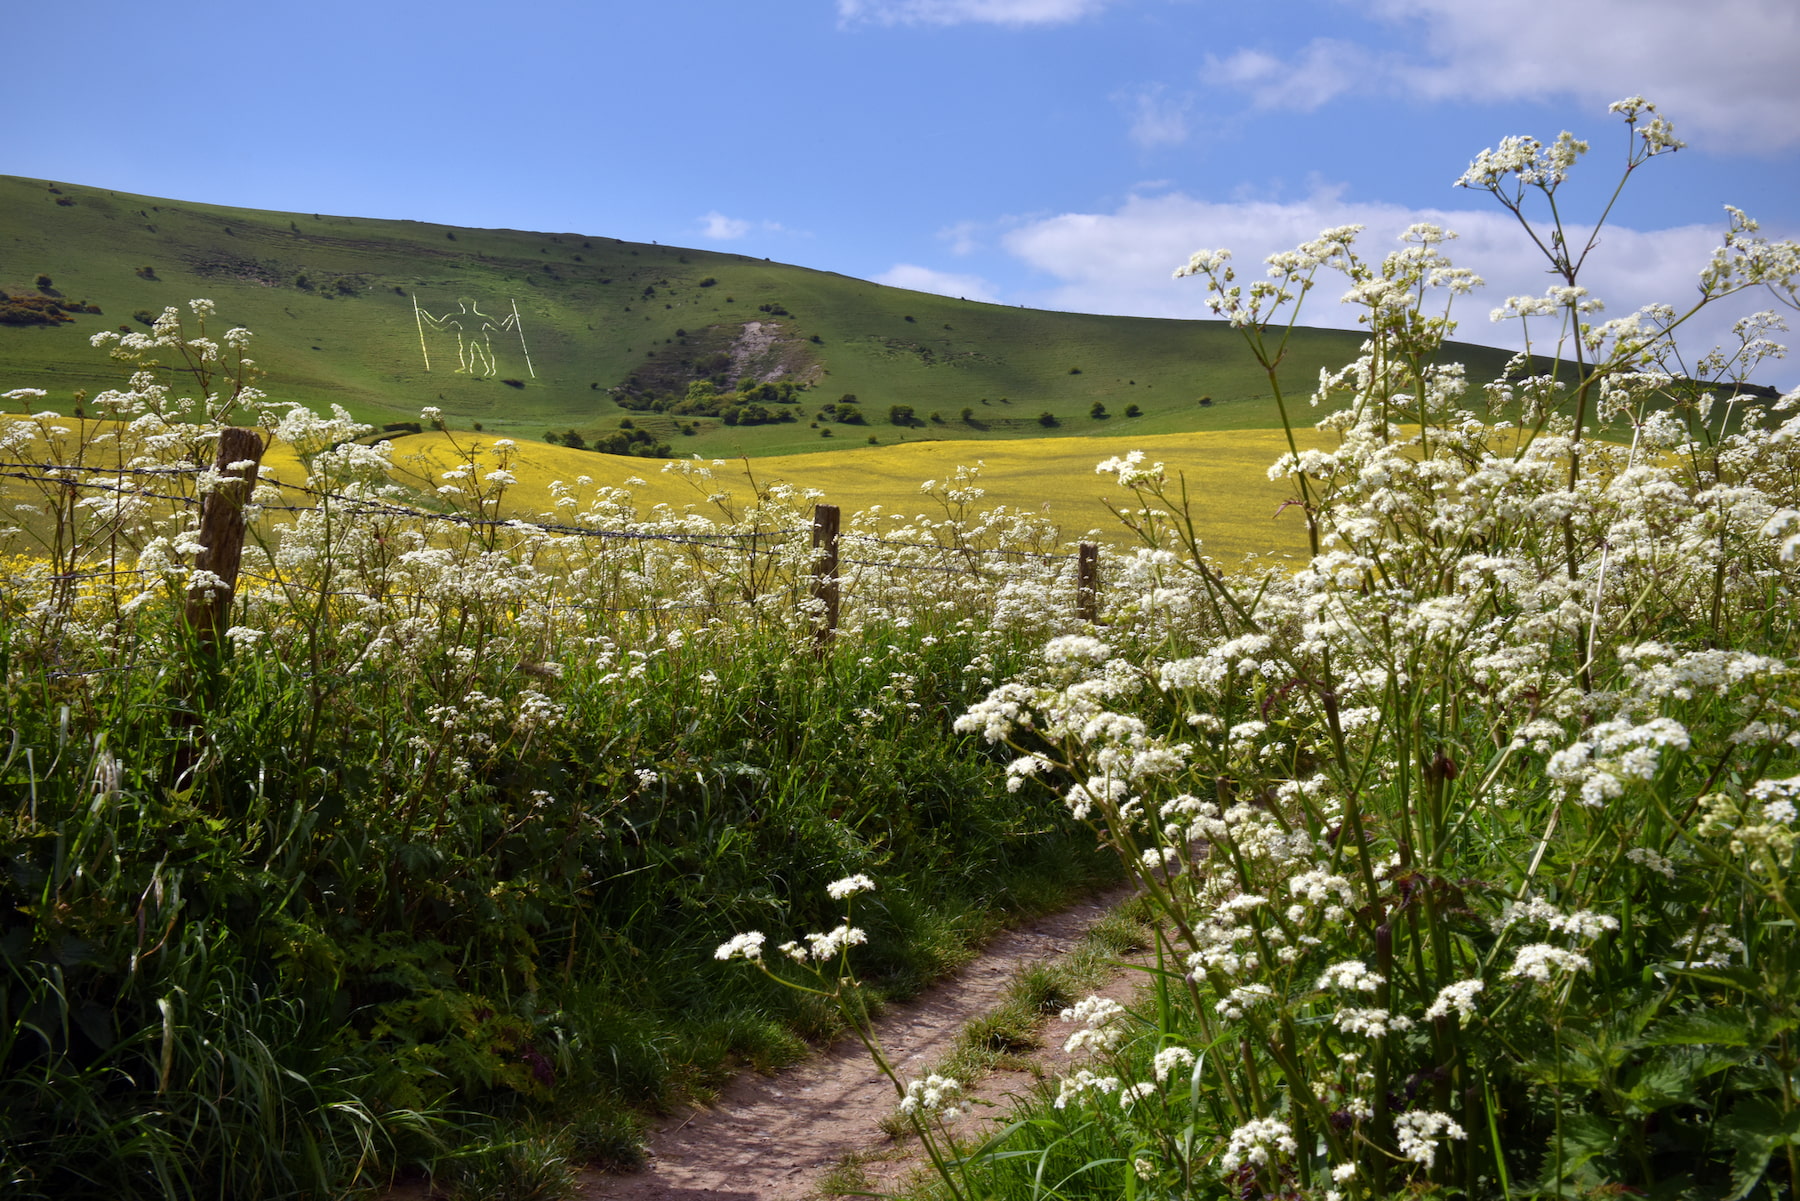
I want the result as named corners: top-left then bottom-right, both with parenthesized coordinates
top-left (1, 450), bottom-right (1102, 652)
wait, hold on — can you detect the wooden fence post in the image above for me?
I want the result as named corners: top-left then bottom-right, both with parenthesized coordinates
top-left (811, 503), bottom-right (840, 651)
top-left (184, 426), bottom-right (266, 653)
top-left (1076, 541), bottom-right (1099, 624)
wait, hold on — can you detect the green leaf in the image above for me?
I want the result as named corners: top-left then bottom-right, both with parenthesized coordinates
top-left (1541, 1111), bottom-right (1619, 1189)
top-left (1621, 1047), bottom-right (1735, 1115)
top-left (1664, 964), bottom-right (1761, 993)
top-left (1715, 1097), bottom-right (1800, 1201)
top-left (1646, 1007), bottom-right (1754, 1048)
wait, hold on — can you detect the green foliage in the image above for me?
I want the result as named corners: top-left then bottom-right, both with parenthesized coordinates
top-left (0, 293), bottom-right (76, 327)
top-left (819, 401), bottom-right (866, 425)
top-left (916, 98), bottom-right (1800, 1201)
top-left (587, 426), bottom-right (668, 455)
top-left (436, 1129), bottom-right (575, 1201)
top-left (0, 326), bottom-right (1115, 1193)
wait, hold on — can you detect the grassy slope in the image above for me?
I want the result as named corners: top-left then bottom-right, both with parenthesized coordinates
top-left (0, 173), bottom-right (1523, 462)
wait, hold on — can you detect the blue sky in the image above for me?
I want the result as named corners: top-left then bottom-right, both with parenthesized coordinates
top-left (11, 0), bottom-right (1800, 371)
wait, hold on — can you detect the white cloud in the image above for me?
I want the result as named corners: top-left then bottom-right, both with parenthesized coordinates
top-left (699, 212), bottom-right (793, 241)
top-left (837, 0), bottom-right (1109, 26)
top-left (699, 211), bottom-right (751, 240)
top-left (1117, 84), bottom-right (1193, 149)
top-left (1206, 39), bottom-right (1384, 113)
top-left (874, 263), bottom-right (1001, 302)
top-left (1000, 189), bottom-right (1789, 369)
top-left (940, 220), bottom-right (984, 256)
top-left (1202, 0), bottom-right (1800, 152)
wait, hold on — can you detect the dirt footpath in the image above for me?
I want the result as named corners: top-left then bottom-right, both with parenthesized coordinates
top-left (580, 885), bottom-right (1143, 1201)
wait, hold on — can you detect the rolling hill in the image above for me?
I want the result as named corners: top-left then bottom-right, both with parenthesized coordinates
top-left (0, 173), bottom-right (1527, 461)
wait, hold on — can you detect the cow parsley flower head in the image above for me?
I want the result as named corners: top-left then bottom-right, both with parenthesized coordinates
top-left (826, 873), bottom-right (876, 900)
top-left (1054, 1069), bottom-right (1121, 1109)
top-left (1505, 943), bottom-right (1591, 983)
top-left (1173, 248), bottom-right (1230, 279)
top-left (898, 1074), bottom-right (963, 1120)
top-left (714, 931), bottom-right (765, 962)
top-left (1153, 1045), bottom-right (1195, 1083)
top-left (1119, 1081), bottom-right (1158, 1110)
top-left (1424, 979), bottom-right (1485, 1025)
top-left (1318, 960), bottom-right (1385, 992)
top-left (1333, 1007), bottom-right (1414, 1038)
top-left (1061, 994), bottom-right (1126, 1054)
top-left (1220, 1118), bottom-right (1297, 1172)
top-left (801, 922), bottom-right (868, 962)
top-left (1394, 1110), bottom-right (1467, 1168)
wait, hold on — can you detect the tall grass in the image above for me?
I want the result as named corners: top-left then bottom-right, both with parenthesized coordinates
top-left (0, 316), bottom-right (1119, 1196)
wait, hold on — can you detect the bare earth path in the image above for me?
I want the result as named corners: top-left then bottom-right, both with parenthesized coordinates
top-left (580, 884), bottom-right (1142, 1201)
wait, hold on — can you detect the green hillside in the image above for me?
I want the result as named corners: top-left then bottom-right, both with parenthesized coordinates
top-left (0, 173), bottom-right (1522, 457)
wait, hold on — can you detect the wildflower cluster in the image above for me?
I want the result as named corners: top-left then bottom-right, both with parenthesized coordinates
top-left (0, 311), bottom-right (1113, 1194)
top-left (953, 100), bottom-right (1800, 1199)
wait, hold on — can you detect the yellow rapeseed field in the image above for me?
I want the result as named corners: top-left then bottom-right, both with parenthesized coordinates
top-left (386, 429), bottom-right (1319, 563)
top-left (0, 415), bottom-right (1317, 563)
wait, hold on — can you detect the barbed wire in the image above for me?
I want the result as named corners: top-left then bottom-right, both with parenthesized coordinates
top-left (4, 461), bottom-right (1093, 567)
top-left (233, 570), bottom-right (757, 614)
top-left (840, 531), bottom-right (1076, 562)
top-left (0, 460), bottom-right (204, 477)
top-left (47, 566), bottom-right (152, 582)
top-left (0, 468), bottom-right (200, 507)
top-left (258, 477), bottom-right (806, 547)
top-left (842, 557), bottom-right (995, 576)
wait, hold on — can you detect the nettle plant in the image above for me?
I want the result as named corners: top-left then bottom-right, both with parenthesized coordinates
top-left (756, 101), bottom-right (1800, 1199)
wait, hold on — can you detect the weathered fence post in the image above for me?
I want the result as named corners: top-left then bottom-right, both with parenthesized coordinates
top-left (1076, 541), bottom-right (1099, 624)
top-left (811, 503), bottom-right (840, 651)
top-left (183, 426), bottom-right (266, 652)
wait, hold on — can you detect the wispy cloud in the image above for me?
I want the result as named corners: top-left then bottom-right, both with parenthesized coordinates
top-left (1204, 39), bottom-right (1386, 113)
top-left (699, 212), bottom-right (793, 241)
top-left (1117, 83), bottom-right (1193, 149)
top-left (699, 211), bottom-right (751, 240)
top-left (874, 263), bottom-right (1001, 302)
top-left (1201, 0), bottom-right (1800, 152)
top-left (837, 0), bottom-right (1109, 27)
top-left (999, 188), bottom-right (1786, 365)
top-left (939, 220), bottom-right (985, 256)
